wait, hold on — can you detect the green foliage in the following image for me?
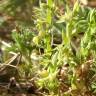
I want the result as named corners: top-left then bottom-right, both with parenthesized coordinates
top-left (1, 0), bottom-right (96, 95)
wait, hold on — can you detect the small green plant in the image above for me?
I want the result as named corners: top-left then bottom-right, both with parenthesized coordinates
top-left (1, 0), bottom-right (96, 95)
